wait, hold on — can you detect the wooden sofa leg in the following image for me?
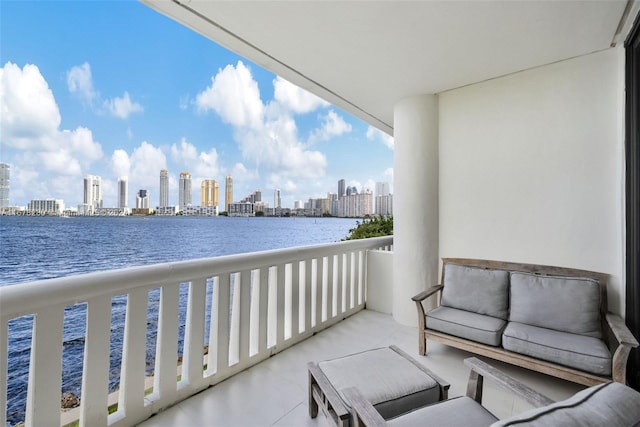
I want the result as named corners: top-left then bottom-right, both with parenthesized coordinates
top-left (419, 333), bottom-right (426, 356)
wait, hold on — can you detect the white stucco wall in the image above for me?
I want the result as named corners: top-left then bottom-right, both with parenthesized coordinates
top-left (439, 48), bottom-right (626, 315)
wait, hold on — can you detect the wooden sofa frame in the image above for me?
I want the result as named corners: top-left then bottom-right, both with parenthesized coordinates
top-left (412, 258), bottom-right (639, 387)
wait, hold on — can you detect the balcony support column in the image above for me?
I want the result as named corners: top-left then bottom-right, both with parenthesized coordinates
top-left (393, 94), bottom-right (439, 326)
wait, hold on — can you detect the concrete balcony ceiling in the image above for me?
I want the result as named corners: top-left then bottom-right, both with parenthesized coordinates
top-left (142, 0), bottom-right (632, 134)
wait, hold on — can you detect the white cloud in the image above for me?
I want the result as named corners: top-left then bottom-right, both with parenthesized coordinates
top-left (67, 63), bottom-right (142, 119)
top-left (366, 125), bottom-right (394, 150)
top-left (308, 110), bottom-right (352, 144)
top-left (129, 141), bottom-right (167, 190)
top-left (384, 167), bottom-right (394, 181)
top-left (196, 61), bottom-right (264, 128)
top-left (111, 149), bottom-right (131, 178)
top-left (67, 62), bottom-right (97, 104)
top-left (196, 62), bottom-right (331, 184)
top-left (1, 62), bottom-right (61, 145)
top-left (273, 76), bottom-right (329, 114)
top-left (0, 62), bottom-right (104, 206)
top-left (103, 91), bottom-right (143, 119)
top-left (171, 138), bottom-right (221, 180)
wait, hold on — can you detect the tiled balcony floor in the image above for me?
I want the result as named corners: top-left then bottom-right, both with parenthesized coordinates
top-left (138, 309), bottom-right (584, 427)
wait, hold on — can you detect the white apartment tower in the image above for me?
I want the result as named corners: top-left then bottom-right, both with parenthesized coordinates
top-left (159, 169), bottom-right (169, 207)
top-left (225, 175), bottom-right (233, 212)
top-left (83, 175), bottom-right (103, 212)
top-left (0, 163), bottom-right (9, 208)
top-left (274, 188), bottom-right (281, 209)
top-left (178, 171), bottom-right (192, 211)
top-left (118, 176), bottom-right (128, 208)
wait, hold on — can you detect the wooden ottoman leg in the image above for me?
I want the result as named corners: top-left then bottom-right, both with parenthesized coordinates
top-left (308, 366), bottom-right (319, 418)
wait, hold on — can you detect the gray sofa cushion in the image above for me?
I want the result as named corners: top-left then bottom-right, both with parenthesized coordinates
top-left (502, 322), bottom-right (611, 376)
top-left (441, 264), bottom-right (510, 319)
top-left (389, 396), bottom-right (498, 427)
top-left (491, 382), bottom-right (640, 427)
top-left (509, 272), bottom-right (602, 338)
top-left (426, 306), bottom-right (507, 347)
top-left (318, 347), bottom-right (441, 419)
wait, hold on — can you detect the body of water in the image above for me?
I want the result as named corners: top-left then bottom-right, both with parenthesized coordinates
top-left (0, 215), bottom-right (359, 426)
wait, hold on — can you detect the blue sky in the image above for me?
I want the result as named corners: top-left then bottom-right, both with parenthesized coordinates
top-left (0, 1), bottom-right (393, 209)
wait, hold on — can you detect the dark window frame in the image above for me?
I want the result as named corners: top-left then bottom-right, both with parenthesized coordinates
top-left (625, 11), bottom-right (640, 389)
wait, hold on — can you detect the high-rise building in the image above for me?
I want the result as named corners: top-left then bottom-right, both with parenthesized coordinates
top-left (28, 199), bottom-right (65, 214)
top-left (0, 163), bottom-right (10, 208)
top-left (225, 175), bottom-right (233, 212)
top-left (83, 175), bottom-right (103, 212)
top-left (118, 176), bottom-right (128, 208)
top-left (375, 182), bottom-right (390, 197)
top-left (201, 179), bottom-right (219, 207)
top-left (159, 169), bottom-right (169, 207)
top-left (274, 188), bottom-right (281, 209)
top-left (136, 189), bottom-right (150, 209)
top-left (338, 179), bottom-right (346, 198)
top-left (178, 171), bottom-right (192, 211)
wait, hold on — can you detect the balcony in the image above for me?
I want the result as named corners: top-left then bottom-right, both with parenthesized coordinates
top-left (1, 237), bottom-right (394, 426)
top-left (1, 235), bottom-right (587, 427)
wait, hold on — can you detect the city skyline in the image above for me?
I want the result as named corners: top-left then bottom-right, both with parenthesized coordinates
top-left (0, 1), bottom-right (394, 210)
top-left (3, 166), bottom-right (391, 216)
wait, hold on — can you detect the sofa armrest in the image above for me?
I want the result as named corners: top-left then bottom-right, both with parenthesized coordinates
top-left (604, 313), bottom-right (639, 384)
top-left (342, 387), bottom-right (386, 427)
top-left (464, 357), bottom-right (554, 408)
top-left (411, 284), bottom-right (444, 302)
top-left (413, 285), bottom-right (444, 355)
top-left (605, 313), bottom-right (639, 347)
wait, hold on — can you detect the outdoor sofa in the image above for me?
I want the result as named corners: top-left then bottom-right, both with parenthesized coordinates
top-left (412, 258), bottom-right (639, 386)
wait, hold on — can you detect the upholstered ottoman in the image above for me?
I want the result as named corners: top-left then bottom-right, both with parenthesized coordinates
top-left (308, 345), bottom-right (449, 427)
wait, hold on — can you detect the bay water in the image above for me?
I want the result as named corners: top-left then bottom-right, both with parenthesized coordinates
top-left (0, 215), bottom-right (359, 425)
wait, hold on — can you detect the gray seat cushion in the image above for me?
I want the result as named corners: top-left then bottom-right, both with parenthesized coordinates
top-left (426, 306), bottom-right (507, 346)
top-left (502, 322), bottom-right (611, 376)
top-left (441, 264), bottom-right (510, 319)
top-left (318, 347), bottom-right (441, 419)
top-left (491, 382), bottom-right (640, 426)
top-left (509, 272), bottom-right (602, 338)
top-left (388, 396), bottom-right (498, 427)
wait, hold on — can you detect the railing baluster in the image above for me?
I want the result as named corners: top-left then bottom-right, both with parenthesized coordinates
top-left (25, 305), bottom-right (64, 426)
top-left (80, 296), bottom-right (111, 427)
top-left (291, 261), bottom-right (300, 339)
top-left (336, 254), bottom-right (344, 318)
top-left (314, 258), bottom-right (323, 328)
top-left (154, 285), bottom-right (179, 406)
top-left (216, 274), bottom-right (231, 375)
top-left (258, 268), bottom-right (269, 356)
top-left (238, 270), bottom-right (252, 367)
top-left (357, 250), bottom-right (365, 307)
top-left (1, 317), bottom-right (8, 427)
top-left (117, 288), bottom-right (148, 421)
top-left (276, 264), bottom-right (286, 347)
top-left (183, 278), bottom-right (207, 387)
top-left (304, 259), bottom-right (313, 334)
top-left (345, 252), bottom-right (353, 312)
top-left (325, 256), bottom-right (334, 321)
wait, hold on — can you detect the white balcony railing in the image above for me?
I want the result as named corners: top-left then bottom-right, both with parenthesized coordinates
top-left (0, 236), bottom-right (393, 427)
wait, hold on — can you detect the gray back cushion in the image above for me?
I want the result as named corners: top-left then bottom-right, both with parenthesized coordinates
top-left (509, 272), bottom-right (601, 338)
top-left (491, 382), bottom-right (640, 427)
top-left (441, 264), bottom-right (509, 319)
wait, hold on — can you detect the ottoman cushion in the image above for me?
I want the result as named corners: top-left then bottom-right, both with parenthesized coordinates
top-left (318, 347), bottom-right (441, 419)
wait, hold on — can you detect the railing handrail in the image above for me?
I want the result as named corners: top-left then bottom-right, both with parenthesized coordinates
top-left (0, 236), bottom-right (393, 320)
